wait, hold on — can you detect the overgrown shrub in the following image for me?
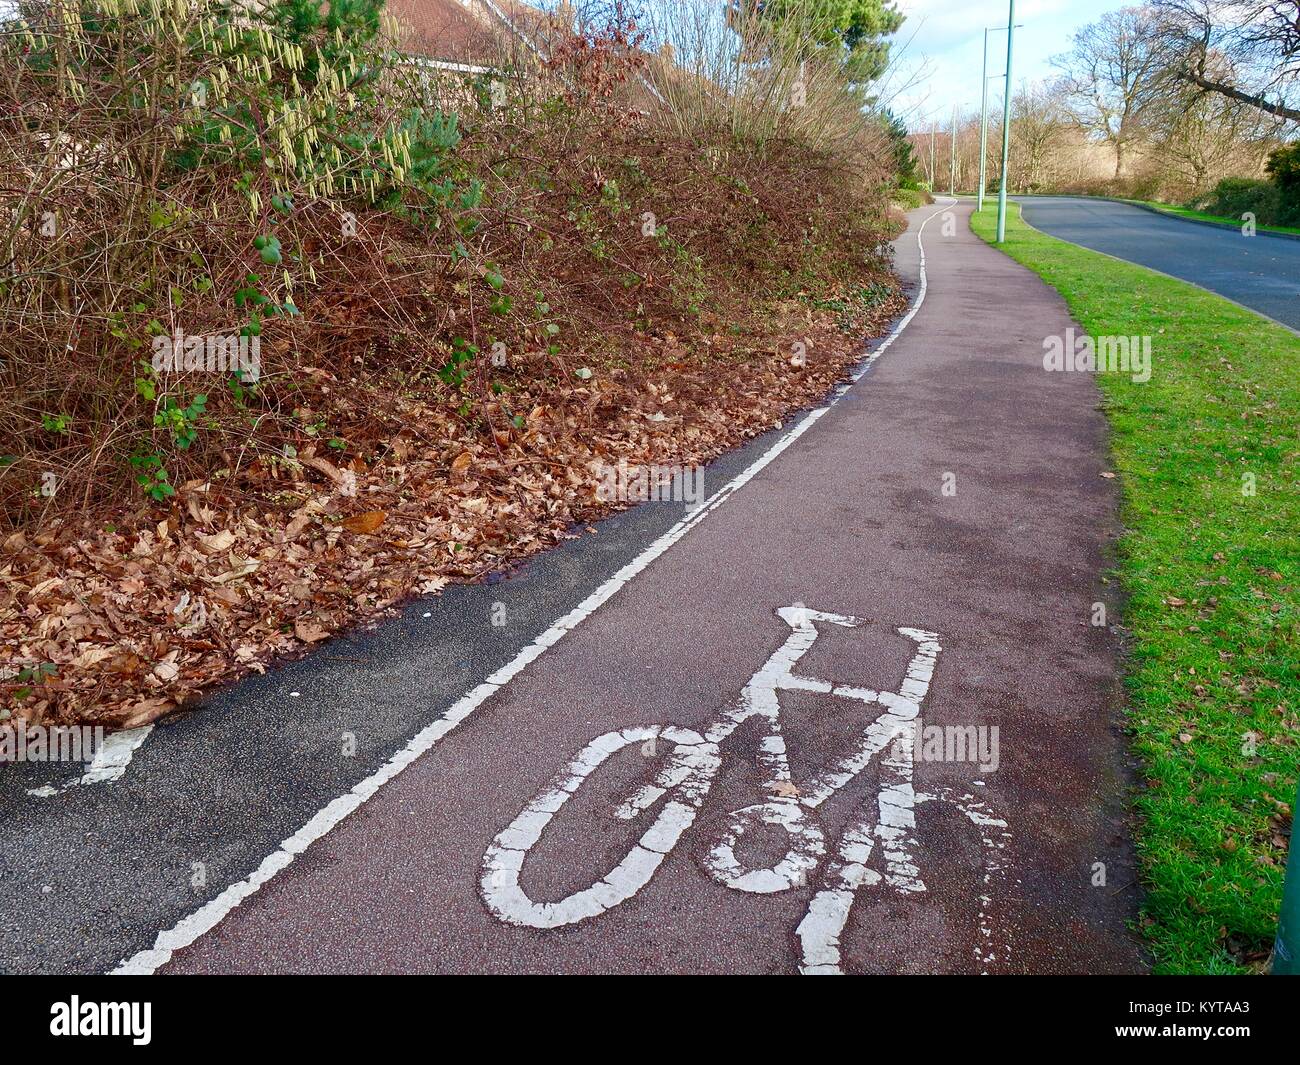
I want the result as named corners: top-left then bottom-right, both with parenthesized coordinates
top-left (0, 0), bottom-right (898, 532)
top-left (0, 0), bottom-right (906, 725)
top-left (0, 0), bottom-right (500, 524)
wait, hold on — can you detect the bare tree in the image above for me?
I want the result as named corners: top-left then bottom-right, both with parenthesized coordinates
top-left (1153, 0), bottom-right (1300, 124)
top-left (1052, 6), bottom-right (1171, 178)
top-left (1009, 81), bottom-right (1072, 192)
top-left (1149, 64), bottom-right (1281, 195)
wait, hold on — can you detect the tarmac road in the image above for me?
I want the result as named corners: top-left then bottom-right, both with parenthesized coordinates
top-left (74, 199), bottom-right (1145, 975)
top-left (1017, 195), bottom-right (1300, 330)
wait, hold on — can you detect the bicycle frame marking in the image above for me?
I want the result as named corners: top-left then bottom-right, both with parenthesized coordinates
top-left (481, 606), bottom-right (1011, 973)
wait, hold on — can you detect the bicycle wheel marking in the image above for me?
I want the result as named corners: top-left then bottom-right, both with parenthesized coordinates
top-left (480, 606), bottom-right (1012, 973)
top-left (483, 725), bottom-right (716, 929)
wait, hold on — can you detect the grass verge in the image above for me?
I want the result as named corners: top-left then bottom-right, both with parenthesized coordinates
top-left (1123, 199), bottom-right (1300, 238)
top-left (971, 203), bottom-right (1298, 974)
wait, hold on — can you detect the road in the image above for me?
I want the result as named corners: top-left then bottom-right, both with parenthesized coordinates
top-left (1017, 195), bottom-right (1300, 330)
top-left (3, 201), bottom-right (1146, 975)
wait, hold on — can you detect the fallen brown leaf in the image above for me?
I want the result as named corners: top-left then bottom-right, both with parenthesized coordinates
top-left (119, 697), bottom-right (176, 729)
top-left (341, 511), bottom-right (387, 535)
top-left (294, 619), bottom-right (330, 643)
top-left (196, 529), bottom-right (237, 555)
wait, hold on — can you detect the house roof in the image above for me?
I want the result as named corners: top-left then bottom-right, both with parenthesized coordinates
top-left (385, 0), bottom-right (497, 65)
top-left (386, 0), bottom-right (556, 66)
top-left (387, 0), bottom-right (679, 112)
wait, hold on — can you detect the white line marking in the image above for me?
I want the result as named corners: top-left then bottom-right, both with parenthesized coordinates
top-left (110, 201), bottom-right (953, 975)
top-left (848, 201), bottom-right (951, 378)
top-left (26, 726), bottom-right (155, 798)
top-left (80, 726), bottom-right (155, 786)
top-left (480, 608), bottom-right (1008, 974)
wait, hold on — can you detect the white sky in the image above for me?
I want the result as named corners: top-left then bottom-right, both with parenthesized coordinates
top-left (885, 0), bottom-right (1118, 128)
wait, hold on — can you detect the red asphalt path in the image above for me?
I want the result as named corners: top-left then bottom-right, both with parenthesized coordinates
top-left (145, 201), bottom-right (1146, 974)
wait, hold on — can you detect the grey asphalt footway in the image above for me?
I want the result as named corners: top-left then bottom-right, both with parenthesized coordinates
top-left (125, 200), bottom-right (1145, 975)
top-left (1017, 195), bottom-right (1300, 330)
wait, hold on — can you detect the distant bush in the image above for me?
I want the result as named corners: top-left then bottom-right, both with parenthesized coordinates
top-left (1053, 177), bottom-right (1127, 199)
top-left (1198, 177), bottom-right (1288, 226)
top-left (1261, 142), bottom-right (1300, 221)
top-left (1187, 145), bottom-right (1300, 225)
top-left (892, 187), bottom-right (930, 209)
top-left (1264, 143), bottom-right (1300, 196)
top-left (1125, 173), bottom-right (1167, 203)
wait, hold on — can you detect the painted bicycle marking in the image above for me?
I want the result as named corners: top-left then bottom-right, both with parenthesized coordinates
top-left (480, 606), bottom-right (1011, 974)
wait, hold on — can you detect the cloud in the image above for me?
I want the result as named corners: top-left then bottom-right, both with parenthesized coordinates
top-left (895, 0), bottom-right (1073, 48)
top-left (886, 0), bottom-right (1108, 125)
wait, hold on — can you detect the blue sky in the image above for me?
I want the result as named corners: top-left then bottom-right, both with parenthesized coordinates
top-left (887, 0), bottom-right (1119, 128)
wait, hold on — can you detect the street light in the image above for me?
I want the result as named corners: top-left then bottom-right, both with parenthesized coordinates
top-left (930, 120), bottom-right (936, 191)
top-left (978, 21), bottom-right (1022, 213)
top-left (996, 1), bottom-right (1017, 243)
top-left (950, 105), bottom-right (957, 196)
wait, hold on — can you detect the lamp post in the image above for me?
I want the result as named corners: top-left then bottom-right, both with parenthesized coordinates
top-left (930, 120), bottom-right (936, 190)
top-left (995, 0), bottom-right (1016, 243)
top-left (978, 23), bottom-right (1021, 212)
top-left (949, 105), bottom-right (957, 195)
top-left (979, 31), bottom-right (991, 212)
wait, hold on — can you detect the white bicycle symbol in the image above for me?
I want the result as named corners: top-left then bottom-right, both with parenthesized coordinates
top-left (481, 606), bottom-right (1011, 974)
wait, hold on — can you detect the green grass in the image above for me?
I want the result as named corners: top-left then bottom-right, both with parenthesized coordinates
top-left (971, 204), bottom-right (1299, 974)
top-left (1017, 193), bottom-right (1300, 236)
top-left (1124, 199), bottom-right (1300, 237)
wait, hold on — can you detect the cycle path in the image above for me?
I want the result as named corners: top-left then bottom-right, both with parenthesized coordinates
top-left (139, 200), bottom-right (1146, 974)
